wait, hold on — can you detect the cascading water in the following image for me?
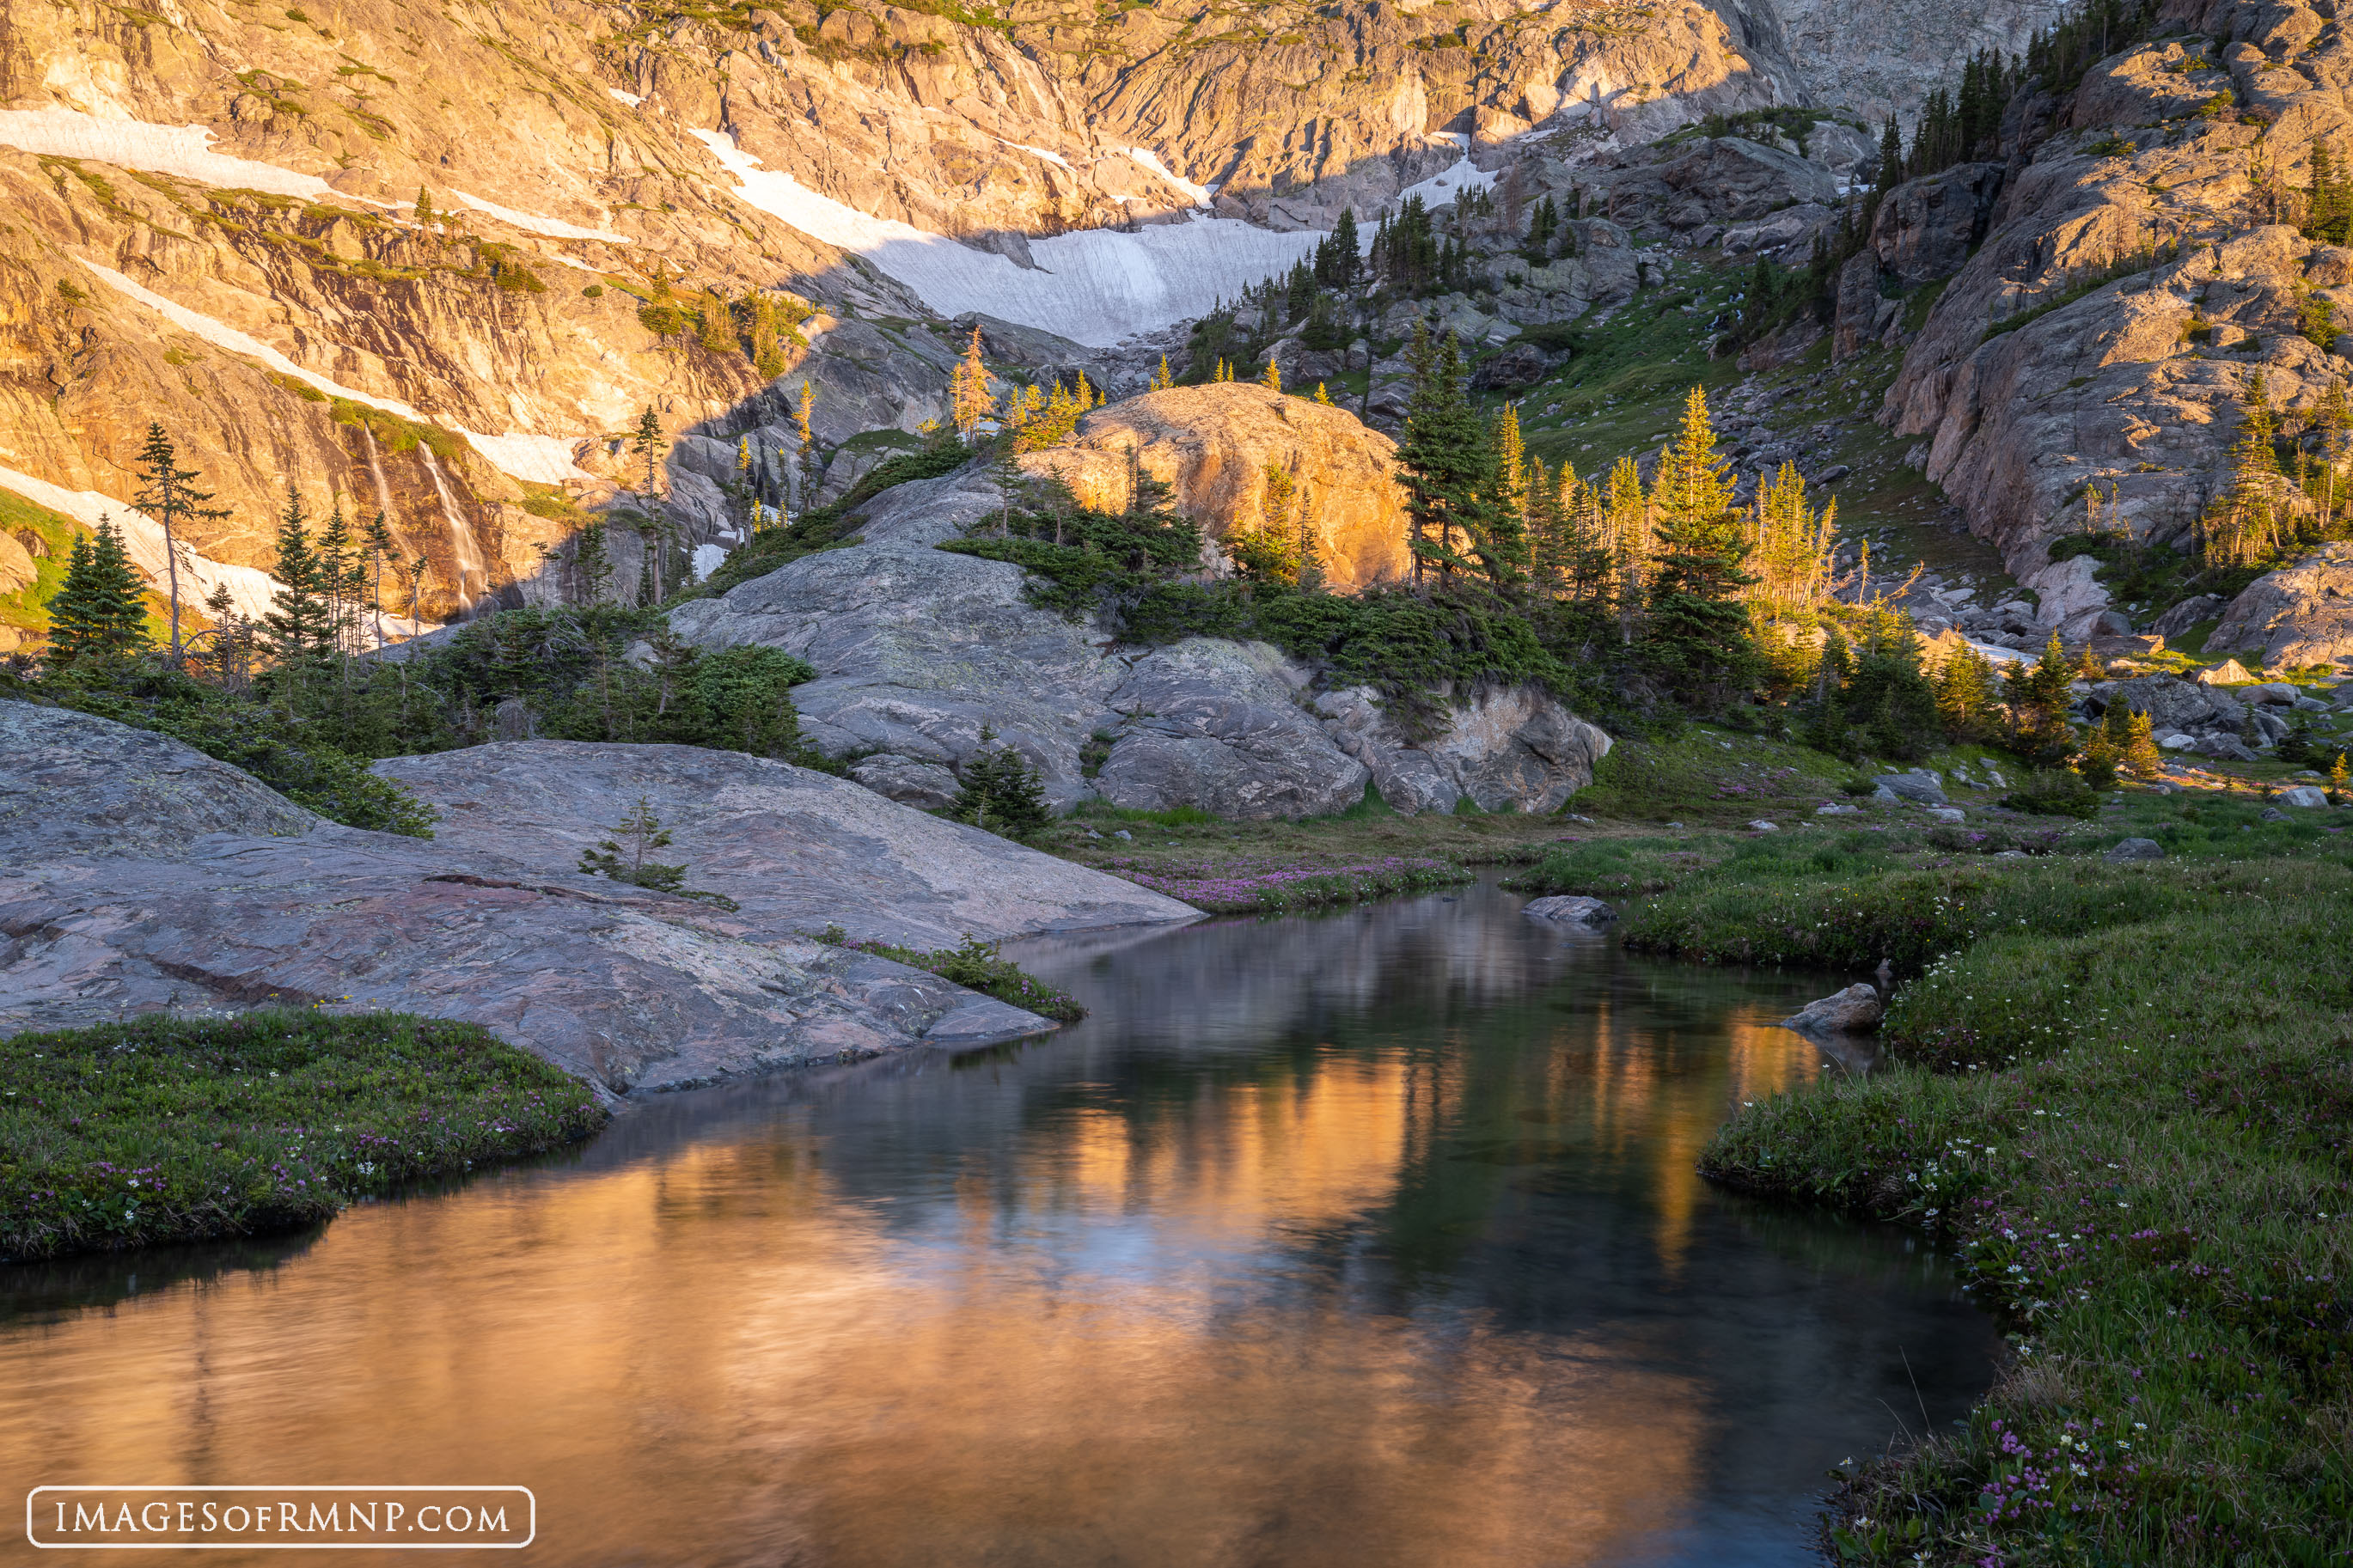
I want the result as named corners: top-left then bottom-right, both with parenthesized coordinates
top-left (359, 426), bottom-right (398, 522)
top-left (418, 445), bottom-right (485, 613)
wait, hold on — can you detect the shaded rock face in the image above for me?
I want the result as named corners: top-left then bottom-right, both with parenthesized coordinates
top-left (1311, 685), bottom-right (1614, 815)
top-left (1601, 136), bottom-right (1841, 233)
top-left (0, 705), bottom-right (1109, 1094)
top-left (1873, 162), bottom-right (2007, 287)
top-left (1018, 384), bottom-right (1409, 593)
top-left (1774, 0), bottom-right (2069, 125)
top-left (1095, 640), bottom-right (1369, 821)
top-left (2210, 543), bottom-right (2353, 667)
top-left (371, 741), bottom-right (1198, 949)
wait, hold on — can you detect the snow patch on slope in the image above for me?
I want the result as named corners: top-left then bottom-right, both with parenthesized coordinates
top-left (0, 464), bottom-right (285, 625)
top-left (608, 88), bottom-right (644, 107)
top-left (450, 190), bottom-right (632, 244)
top-left (0, 108), bottom-right (336, 198)
top-left (76, 261), bottom-right (594, 484)
top-left (0, 465), bottom-right (439, 640)
top-left (1397, 156), bottom-right (1497, 210)
top-left (694, 131), bottom-right (1318, 345)
top-left (463, 433), bottom-right (594, 484)
top-left (1121, 147), bottom-right (1213, 207)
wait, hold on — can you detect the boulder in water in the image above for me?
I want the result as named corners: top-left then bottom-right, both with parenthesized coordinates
top-left (1781, 984), bottom-right (1885, 1034)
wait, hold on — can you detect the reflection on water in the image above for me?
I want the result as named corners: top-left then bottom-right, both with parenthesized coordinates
top-left (0, 882), bottom-right (1995, 1566)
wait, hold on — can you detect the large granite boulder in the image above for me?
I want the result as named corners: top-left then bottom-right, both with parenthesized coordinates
top-left (675, 467), bottom-right (1615, 821)
top-left (1311, 684), bottom-right (1613, 815)
top-left (1016, 383), bottom-right (1409, 592)
top-left (1603, 136), bottom-right (1840, 231)
top-left (0, 705), bottom-right (1171, 1095)
top-left (2209, 543), bottom-right (2353, 668)
top-left (371, 741), bottom-right (1197, 948)
top-left (666, 537), bottom-right (1124, 809)
top-left (1093, 640), bottom-right (1368, 820)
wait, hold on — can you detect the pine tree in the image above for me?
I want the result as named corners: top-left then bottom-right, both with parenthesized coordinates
top-left (1262, 355), bottom-right (1282, 392)
top-left (2123, 708), bottom-right (2165, 778)
top-left (131, 422), bottom-right (228, 668)
top-left (361, 510), bottom-right (395, 650)
top-left (1314, 381), bottom-right (1333, 405)
top-left (1934, 644), bottom-right (1998, 741)
top-left (1150, 355), bottom-right (1174, 392)
top-left (46, 516), bottom-right (150, 668)
top-left (1396, 321), bottom-right (1487, 589)
top-left (794, 382), bottom-right (821, 515)
top-left (2004, 631), bottom-right (2077, 753)
top-left (950, 727), bottom-right (1051, 836)
top-left (632, 406), bottom-right (667, 498)
top-left (950, 326), bottom-right (995, 434)
top-left (1874, 118), bottom-right (1904, 194)
top-left (578, 796), bottom-right (689, 893)
top-left (263, 486), bottom-right (338, 679)
top-left (2203, 371), bottom-right (2289, 567)
top-left (1476, 404), bottom-right (1529, 589)
top-left (1642, 387), bottom-right (1755, 699)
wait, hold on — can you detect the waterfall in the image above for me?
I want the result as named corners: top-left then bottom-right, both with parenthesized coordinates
top-left (418, 445), bottom-right (485, 612)
top-left (360, 426), bottom-right (398, 521)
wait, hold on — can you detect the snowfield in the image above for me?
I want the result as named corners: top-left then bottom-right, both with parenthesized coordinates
top-left (694, 131), bottom-right (1323, 345)
top-left (0, 108), bottom-right (337, 198)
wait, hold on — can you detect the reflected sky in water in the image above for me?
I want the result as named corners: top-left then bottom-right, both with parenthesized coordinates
top-left (0, 882), bottom-right (1995, 1566)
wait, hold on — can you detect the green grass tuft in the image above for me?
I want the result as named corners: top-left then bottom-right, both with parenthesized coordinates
top-left (0, 1010), bottom-right (608, 1262)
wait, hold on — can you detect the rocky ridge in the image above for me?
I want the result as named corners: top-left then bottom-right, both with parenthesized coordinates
top-left (1875, 0), bottom-right (2353, 661)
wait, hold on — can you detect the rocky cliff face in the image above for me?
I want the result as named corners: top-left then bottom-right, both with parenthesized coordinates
top-left (1875, 0), bottom-right (2353, 644)
top-left (0, 0), bottom-right (1834, 619)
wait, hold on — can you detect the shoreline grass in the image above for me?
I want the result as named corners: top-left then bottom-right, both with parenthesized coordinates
top-left (0, 1010), bottom-right (608, 1264)
top-left (1656, 819), bottom-right (2353, 1564)
top-left (816, 930), bottom-right (1085, 1022)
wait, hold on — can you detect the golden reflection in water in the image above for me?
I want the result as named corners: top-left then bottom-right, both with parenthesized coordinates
top-left (0, 974), bottom-right (1853, 1568)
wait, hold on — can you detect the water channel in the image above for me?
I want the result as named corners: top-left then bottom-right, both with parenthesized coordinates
top-left (0, 881), bottom-right (1997, 1565)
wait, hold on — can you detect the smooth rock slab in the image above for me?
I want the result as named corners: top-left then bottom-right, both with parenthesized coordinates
top-left (374, 741), bottom-right (1198, 949)
top-left (0, 706), bottom-right (1172, 1096)
top-left (1523, 894), bottom-right (1617, 927)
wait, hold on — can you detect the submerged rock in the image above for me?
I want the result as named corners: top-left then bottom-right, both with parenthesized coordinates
top-left (1781, 984), bottom-right (1885, 1034)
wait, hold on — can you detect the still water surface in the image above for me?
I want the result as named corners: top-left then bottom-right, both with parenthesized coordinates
top-left (0, 882), bottom-right (1996, 1566)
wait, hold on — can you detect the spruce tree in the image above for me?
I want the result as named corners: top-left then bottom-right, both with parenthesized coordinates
top-left (46, 516), bottom-right (150, 669)
top-left (950, 727), bottom-right (1051, 836)
top-left (1396, 324), bottom-right (1488, 588)
top-left (1643, 387), bottom-right (1757, 698)
top-left (578, 796), bottom-right (689, 893)
top-left (131, 422), bottom-right (228, 668)
top-left (263, 485), bottom-right (337, 677)
top-left (2003, 631), bottom-right (2077, 753)
top-left (1476, 405), bottom-right (1529, 589)
top-left (2123, 708), bottom-right (2166, 778)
